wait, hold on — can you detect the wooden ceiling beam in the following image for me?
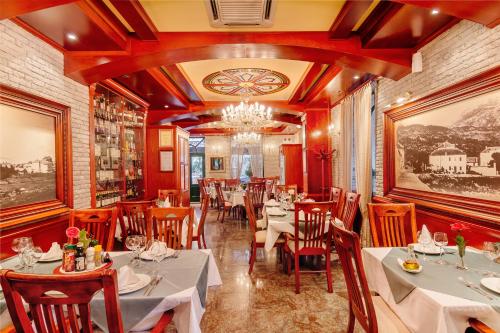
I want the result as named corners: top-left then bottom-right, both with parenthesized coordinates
top-left (145, 68), bottom-right (190, 109)
top-left (188, 126), bottom-right (288, 135)
top-left (329, 0), bottom-right (373, 39)
top-left (189, 101), bottom-right (306, 113)
top-left (357, 2), bottom-right (404, 47)
top-left (301, 65), bottom-right (343, 105)
top-left (162, 65), bottom-right (203, 104)
top-left (109, 0), bottom-right (158, 40)
top-left (75, 0), bottom-right (129, 50)
top-left (289, 63), bottom-right (326, 104)
top-left (391, 0), bottom-right (500, 28)
top-left (0, 0), bottom-right (78, 19)
top-left (64, 32), bottom-right (413, 84)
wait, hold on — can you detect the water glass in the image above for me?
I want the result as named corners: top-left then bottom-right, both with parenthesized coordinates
top-left (125, 235), bottom-right (140, 265)
top-left (11, 237), bottom-right (34, 269)
top-left (433, 232), bottom-right (448, 265)
top-left (483, 241), bottom-right (498, 277)
top-left (23, 246), bottom-right (43, 272)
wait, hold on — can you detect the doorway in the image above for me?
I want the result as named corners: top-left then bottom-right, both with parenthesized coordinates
top-left (189, 137), bottom-right (205, 202)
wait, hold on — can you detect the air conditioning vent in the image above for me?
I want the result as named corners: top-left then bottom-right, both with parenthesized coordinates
top-left (205, 0), bottom-right (276, 27)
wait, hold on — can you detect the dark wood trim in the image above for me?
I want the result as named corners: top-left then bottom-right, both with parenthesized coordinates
top-left (0, 0), bottom-right (78, 20)
top-left (357, 2), bottom-right (404, 47)
top-left (329, 0), bottom-right (373, 39)
top-left (162, 65), bottom-right (203, 105)
top-left (289, 63), bottom-right (326, 104)
top-left (301, 65), bottom-right (343, 105)
top-left (10, 18), bottom-right (66, 53)
top-left (414, 17), bottom-right (461, 51)
top-left (0, 84), bottom-right (73, 226)
top-left (109, 0), bottom-right (158, 40)
top-left (101, 79), bottom-right (150, 108)
top-left (146, 68), bottom-right (190, 109)
top-left (383, 66), bottom-right (500, 224)
top-left (88, 84), bottom-right (97, 208)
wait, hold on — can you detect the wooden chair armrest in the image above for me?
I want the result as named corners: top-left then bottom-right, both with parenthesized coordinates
top-left (468, 318), bottom-right (495, 333)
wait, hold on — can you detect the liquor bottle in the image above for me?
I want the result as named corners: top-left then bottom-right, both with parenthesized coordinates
top-left (75, 243), bottom-right (86, 272)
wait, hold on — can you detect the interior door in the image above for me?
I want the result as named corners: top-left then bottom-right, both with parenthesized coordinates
top-left (190, 153), bottom-right (205, 202)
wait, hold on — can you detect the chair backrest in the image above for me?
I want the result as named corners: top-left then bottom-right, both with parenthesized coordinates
top-left (69, 208), bottom-right (117, 251)
top-left (332, 224), bottom-right (378, 333)
top-left (340, 192), bottom-right (361, 231)
top-left (197, 195), bottom-right (209, 236)
top-left (158, 189), bottom-right (182, 207)
top-left (246, 181), bottom-right (266, 207)
top-left (117, 201), bottom-right (153, 239)
top-left (146, 207), bottom-right (193, 249)
top-left (265, 179), bottom-right (275, 199)
top-left (368, 203), bottom-right (417, 247)
top-left (293, 202), bottom-right (332, 253)
top-left (198, 178), bottom-right (210, 200)
top-left (214, 182), bottom-right (225, 206)
top-left (224, 178), bottom-right (240, 191)
top-left (250, 177), bottom-right (266, 182)
top-left (329, 186), bottom-right (345, 217)
top-left (0, 269), bottom-right (123, 333)
top-left (243, 194), bottom-right (257, 235)
top-left (275, 184), bottom-right (298, 198)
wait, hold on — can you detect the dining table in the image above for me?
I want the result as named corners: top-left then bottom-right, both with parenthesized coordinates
top-left (362, 247), bottom-right (500, 333)
top-left (0, 249), bottom-right (222, 333)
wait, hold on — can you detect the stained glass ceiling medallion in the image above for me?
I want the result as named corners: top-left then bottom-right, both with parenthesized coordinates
top-left (202, 68), bottom-right (290, 96)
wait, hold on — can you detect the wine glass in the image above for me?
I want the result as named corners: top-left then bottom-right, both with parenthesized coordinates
top-left (482, 241), bottom-right (498, 277)
top-left (433, 232), bottom-right (448, 265)
top-left (125, 235), bottom-right (139, 265)
top-left (11, 237), bottom-right (33, 269)
top-left (23, 246), bottom-right (43, 272)
top-left (135, 235), bottom-right (147, 268)
top-left (417, 231), bottom-right (432, 262)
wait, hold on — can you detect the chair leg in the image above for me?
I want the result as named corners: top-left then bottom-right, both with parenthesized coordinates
top-left (197, 237), bottom-right (202, 249)
top-left (202, 234), bottom-right (207, 249)
top-left (326, 252), bottom-right (333, 293)
top-left (216, 208), bottom-right (221, 222)
top-left (249, 241), bottom-right (256, 274)
top-left (221, 208), bottom-right (226, 223)
top-left (294, 254), bottom-right (301, 294)
top-left (287, 252), bottom-right (292, 275)
top-left (347, 302), bottom-right (355, 333)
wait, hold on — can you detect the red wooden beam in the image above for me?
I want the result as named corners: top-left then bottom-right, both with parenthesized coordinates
top-left (301, 65), bottom-right (343, 105)
top-left (357, 2), bottom-right (404, 47)
top-left (0, 0), bottom-right (78, 19)
top-left (329, 0), bottom-right (373, 39)
top-left (109, 0), bottom-right (158, 40)
top-left (162, 65), bottom-right (203, 104)
top-left (289, 63), bottom-right (327, 104)
top-left (75, 0), bottom-right (129, 50)
top-left (64, 32), bottom-right (412, 84)
top-left (392, 0), bottom-right (500, 28)
top-left (189, 101), bottom-right (306, 113)
top-left (145, 68), bottom-right (190, 109)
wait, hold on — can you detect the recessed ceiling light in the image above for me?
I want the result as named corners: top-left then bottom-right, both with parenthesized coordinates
top-left (353, 75), bottom-right (360, 80)
top-left (431, 8), bottom-right (439, 15)
top-left (66, 33), bottom-right (78, 41)
top-left (164, 105), bottom-right (169, 108)
top-left (396, 97), bottom-right (406, 103)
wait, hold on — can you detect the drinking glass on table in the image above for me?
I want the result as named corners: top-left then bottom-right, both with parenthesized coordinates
top-left (125, 235), bottom-right (140, 265)
top-left (23, 246), bottom-right (43, 272)
top-left (417, 231), bottom-right (432, 262)
top-left (433, 232), bottom-right (448, 265)
top-left (11, 237), bottom-right (34, 270)
top-left (483, 242), bottom-right (499, 277)
top-left (135, 235), bottom-right (147, 267)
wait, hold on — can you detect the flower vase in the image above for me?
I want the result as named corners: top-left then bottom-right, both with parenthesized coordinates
top-left (456, 244), bottom-right (468, 270)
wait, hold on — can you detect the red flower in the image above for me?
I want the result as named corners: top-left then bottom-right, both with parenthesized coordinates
top-left (66, 226), bottom-right (80, 239)
top-left (451, 223), bottom-right (470, 232)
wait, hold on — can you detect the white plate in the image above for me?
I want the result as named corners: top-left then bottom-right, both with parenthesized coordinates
top-left (140, 248), bottom-right (176, 261)
top-left (481, 277), bottom-right (500, 294)
top-left (412, 243), bottom-right (441, 255)
top-left (397, 258), bottom-right (423, 274)
top-left (119, 274), bottom-right (151, 295)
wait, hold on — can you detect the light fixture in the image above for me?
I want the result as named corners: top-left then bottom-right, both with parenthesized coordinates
top-left (164, 105), bottom-right (169, 108)
top-left (328, 124), bottom-right (335, 133)
top-left (311, 130), bottom-right (322, 138)
top-left (353, 75), bottom-right (360, 80)
top-left (66, 33), bottom-right (78, 41)
top-left (431, 8), bottom-right (439, 15)
top-left (232, 132), bottom-right (262, 146)
top-left (395, 91), bottom-right (413, 104)
top-left (296, 125), bottom-right (302, 129)
top-left (221, 98), bottom-right (273, 129)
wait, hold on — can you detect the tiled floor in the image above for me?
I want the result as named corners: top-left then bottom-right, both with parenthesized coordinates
top-left (188, 207), bottom-right (358, 333)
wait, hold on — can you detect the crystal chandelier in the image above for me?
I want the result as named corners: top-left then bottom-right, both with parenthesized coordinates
top-left (221, 99), bottom-right (273, 129)
top-left (232, 132), bottom-right (262, 146)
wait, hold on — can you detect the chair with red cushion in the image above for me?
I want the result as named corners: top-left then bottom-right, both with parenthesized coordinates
top-left (284, 201), bottom-right (333, 294)
top-left (69, 208), bottom-right (118, 251)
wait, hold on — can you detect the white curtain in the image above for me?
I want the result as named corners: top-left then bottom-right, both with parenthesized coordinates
top-left (339, 96), bottom-right (354, 191)
top-left (248, 143), bottom-right (263, 178)
top-left (230, 140), bottom-right (244, 179)
top-left (353, 84), bottom-right (372, 247)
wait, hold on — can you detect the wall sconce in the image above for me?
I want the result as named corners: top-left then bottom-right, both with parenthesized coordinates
top-left (327, 124), bottom-right (335, 135)
top-left (385, 91), bottom-right (413, 109)
top-left (311, 130), bottom-right (322, 138)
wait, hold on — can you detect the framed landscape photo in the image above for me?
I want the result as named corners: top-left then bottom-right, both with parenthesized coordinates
top-left (210, 157), bottom-right (225, 172)
top-left (384, 66), bottom-right (500, 220)
top-left (0, 84), bottom-right (72, 224)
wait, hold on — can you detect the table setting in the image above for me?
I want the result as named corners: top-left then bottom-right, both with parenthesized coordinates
top-left (1, 233), bottom-right (222, 333)
top-left (362, 223), bottom-right (500, 333)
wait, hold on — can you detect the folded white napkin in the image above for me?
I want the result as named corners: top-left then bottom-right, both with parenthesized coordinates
top-left (265, 199), bottom-right (279, 206)
top-left (419, 224), bottom-right (433, 244)
top-left (41, 242), bottom-right (63, 261)
top-left (304, 198), bottom-right (315, 202)
top-left (267, 207), bottom-right (286, 216)
top-left (149, 241), bottom-right (168, 257)
top-left (333, 218), bottom-right (345, 229)
top-left (118, 265), bottom-right (141, 290)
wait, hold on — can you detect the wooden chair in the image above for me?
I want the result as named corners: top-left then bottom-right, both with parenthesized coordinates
top-left (244, 194), bottom-right (284, 274)
top-left (275, 184), bottom-right (298, 199)
top-left (193, 195), bottom-right (209, 249)
top-left (466, 318), bottom-right (495, 333)
top-left (329, 186), bottom-right (345, 218)
top-left (284, 201), bottom-right (333, 294)
top-left (224, 178), bottom-right (240, 191)
top-left (158, 189), bottom-right (182, 207)
top-left (247, 181), bottom-right (266, 216)
top-left (339, 192), bottom-right (361, 231)
top-left (117, 200), bottom-right (154, 246)
top-left (265, 179), bottom-right (275, 200)
top-left (69, 208), bottom-right (118, 251)
top-left (368, 203), bottom-right (417, 247)
top-left (146, 207), bottom-right (194, 249)
top-left (250, 177), bottom-right (266, 182)
top-left (214, 182), bottom-right (232, 223)
top-left (333, 224), bottom-right (411, 333)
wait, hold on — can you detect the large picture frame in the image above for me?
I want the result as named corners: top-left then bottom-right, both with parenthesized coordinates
top-left (383, 67), bottom-right (500, 224)
top-left (0, 84), bottom-right (73, 226)
top-left (210, 157), bottom-right (225, 172)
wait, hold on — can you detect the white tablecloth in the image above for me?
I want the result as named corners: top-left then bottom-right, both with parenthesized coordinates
top-left (362, 247), bottom-right (500, 333)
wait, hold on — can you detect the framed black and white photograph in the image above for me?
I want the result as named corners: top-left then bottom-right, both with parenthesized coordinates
top-left (210, 157), bottom-right (225, 172)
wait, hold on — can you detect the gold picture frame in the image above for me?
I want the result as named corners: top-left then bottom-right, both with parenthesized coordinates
top-left (159, 129), bottom-right (173, 148)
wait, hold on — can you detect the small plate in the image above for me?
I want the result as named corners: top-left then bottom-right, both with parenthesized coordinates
top-left (140, 248), bottom-right (176, 261)
top-left (119, 274), bottom-right (151, 295)
top-left (412, 243), bottom-right (441, 255)
top-left (397, 258), bottom-right (422, 274)
top-left (480, 277), bottom-right (500, 294)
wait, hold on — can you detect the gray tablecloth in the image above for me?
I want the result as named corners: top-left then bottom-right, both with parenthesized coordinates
top-left (381, 248), bottom-right (500, 311)
top-left (1, 250), bottom-right (209, 332)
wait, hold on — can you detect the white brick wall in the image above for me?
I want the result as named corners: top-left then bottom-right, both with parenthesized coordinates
top-left (205, 136), bottom-right (232, 178)
top-left (0, 20), bottom-right (90, 208)
top-left (375, 20), bottom-right (500, 196)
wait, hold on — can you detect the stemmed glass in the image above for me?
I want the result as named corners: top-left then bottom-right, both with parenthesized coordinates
top-left (433, 232), bottom-right (448, 265)
top-left (135, 235), bottom-right (147, 267)
top-left (482, 241), bottom-right (498, 277)
top-left (417, 231), bottom-right (432, 262)
top-left (11, 237), bottom-right (33, 270)
top-left (125, 235), bottom-right (140, 266)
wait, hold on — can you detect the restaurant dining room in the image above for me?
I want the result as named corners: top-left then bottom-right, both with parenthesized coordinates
top-left (1, 0), bottom-right (500, 332)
